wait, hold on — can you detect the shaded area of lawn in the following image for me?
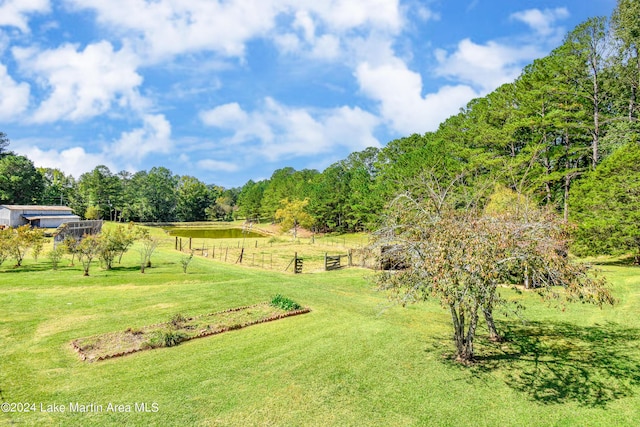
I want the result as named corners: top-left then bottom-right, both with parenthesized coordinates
top-left (464, 320), bottom-right (640, 408)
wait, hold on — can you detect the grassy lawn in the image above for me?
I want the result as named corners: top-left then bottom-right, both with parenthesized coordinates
top-left (1, 230), bottom-right (639, 426)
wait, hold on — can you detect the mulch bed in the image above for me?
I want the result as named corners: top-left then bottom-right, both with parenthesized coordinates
top-left (71, 302), bottom-right (310, 362)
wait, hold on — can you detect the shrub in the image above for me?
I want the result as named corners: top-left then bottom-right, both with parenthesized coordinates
top-left (270, 294), bottom-right (301, 311)
top-left (48, 248), bottom-right (64, 270)
top-left (180, 252), bottom-right (194, 273)
top-left (162, 329), bottom-right (188, 347)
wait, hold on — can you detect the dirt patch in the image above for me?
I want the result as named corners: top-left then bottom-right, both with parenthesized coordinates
top-left (71, 302), bottom-right (310, 362)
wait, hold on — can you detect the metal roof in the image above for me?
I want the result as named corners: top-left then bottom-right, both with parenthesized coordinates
top-left (22, 214), bottom-right (81, 220)
top-left (0, 205), bottom-right (73, 211)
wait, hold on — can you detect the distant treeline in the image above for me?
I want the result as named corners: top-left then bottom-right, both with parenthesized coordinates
top-left (1, 0), bottom-right (639, 257)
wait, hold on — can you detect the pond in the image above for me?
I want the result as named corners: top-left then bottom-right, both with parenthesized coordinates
top-left (164, 227), bottom-right (267, 239)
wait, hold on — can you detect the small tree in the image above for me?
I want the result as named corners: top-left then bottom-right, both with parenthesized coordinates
top-left (61, 235), bottom-right (80, 266)
top-left (47, 247), bottom-right (63, 270)
top-left (77, 234), bottom-right (102, 276)
top-left (138, 235), bottom-right (160, 273)
top-left (372, 194), bottom-right (614, 363)
top-left (180, 252), bottom-right (194, 273)
top-left (275, 198), bottom-right (314, 239)
top-left (98, 225), bottom-right (138, 270)
top-left (0, 228), bottom-right (11, 267)
top-left (30, 229), bottom-right (45, 262)
top-left (7, 225), bottom-right (39, 267)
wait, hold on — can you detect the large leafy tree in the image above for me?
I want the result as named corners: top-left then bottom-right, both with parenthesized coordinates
top-left (373, 193), bottom-right (613, 362)
top-left (175, 175), bottom-right (210, 222)
top-left (611, 0), bottom-right (640, 120)
top-left (144, 167), bottom-right (178, 222)
top-left (570, 140), bottom-right (640, 261)
top-left (0, 154), bottom-right (44, 204)
top-left (39, 168), bottom-right (77, 206)
top-left (77, 165), bottom-right (123, 220)
top-left (236, 180), bottom-right (267, 221)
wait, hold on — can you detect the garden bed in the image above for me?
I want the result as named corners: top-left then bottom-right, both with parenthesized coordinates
top-left (72, 301), bottom-right (310, 362)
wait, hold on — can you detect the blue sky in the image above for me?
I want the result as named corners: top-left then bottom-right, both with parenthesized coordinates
top-left (0, 0), bottom-right (617, 188)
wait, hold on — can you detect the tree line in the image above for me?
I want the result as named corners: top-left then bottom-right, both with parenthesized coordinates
top-left (1, 0), bottom-right (638, 258)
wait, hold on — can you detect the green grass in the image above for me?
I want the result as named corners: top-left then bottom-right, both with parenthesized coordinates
top-left (1, 235), bottom-right (639, 426)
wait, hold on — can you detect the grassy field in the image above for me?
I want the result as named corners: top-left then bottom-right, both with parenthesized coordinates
top-left (1, 227), bottom-right (639, 426)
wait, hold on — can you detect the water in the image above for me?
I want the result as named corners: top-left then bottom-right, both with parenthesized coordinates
top-left (164, 227), bottom-right (266, 239)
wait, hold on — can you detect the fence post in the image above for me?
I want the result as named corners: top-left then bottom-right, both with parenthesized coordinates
top-left (348, 249), bottom-right (353, 267)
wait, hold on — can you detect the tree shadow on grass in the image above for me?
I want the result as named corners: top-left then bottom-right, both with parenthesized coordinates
top-left (0, 263), bottom-right (54, 273)
top-left (462, 320), bottom-right (640, 408)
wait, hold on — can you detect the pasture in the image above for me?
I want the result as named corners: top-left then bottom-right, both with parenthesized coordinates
top-left (0, 226), bottom-right (639, 426)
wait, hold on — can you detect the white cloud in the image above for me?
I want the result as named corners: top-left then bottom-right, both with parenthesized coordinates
top-left (64, 0), bottom-right (282, 61)
top-left (200, 97), bottom-right (380, 161)
top-left (0, 63), bottom-right (30, 120)
top-left (434, 38), bottom-right (541, 92)
top-left (13, 41), bottom-right (143, 123)
top-left (510, 8), bottom-right (570, 37)
top-left (200, 103), bottom-right (248, 128)
top-left (17, 145), bottom-right (115, 178)
top-left (64, 0), bottom-right (402, 63)
top-left (0, 0), bottom-right (50, 33)
top-left (197, 159), bottom-right (239, 173)
top-left (111, 114), bottom-right (172, 161)
top-left (302, 0), bottom-right (401, 33)
top-left (355, 59), bottom-right (478, 134)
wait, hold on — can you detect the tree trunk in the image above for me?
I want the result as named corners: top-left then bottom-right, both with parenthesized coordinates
top-left (483, 307), bottom-right (503, 342)
top-left (451, 304), bottom-right (478, 362)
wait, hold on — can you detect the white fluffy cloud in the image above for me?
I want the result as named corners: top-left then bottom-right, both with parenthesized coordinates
top-left (0, 63), bottom-right (30, 120)
top-left (17, 145), bottom-right (115, 178)
top-left (64, 0), bottom-right (282, 61)
top-left (200, 98), bottom-right (380, 161)
top-left (13, 41), bottom-right (143, 123)
top-left (63, 0), bottom-right (401, 62)
top-left (434, 38), bottom-right (541, 93)
top-left (510, 8), bottom-right (570, 37)
top-left (0, 0), bottom-right (50, 33)
top-left (111, 114), bottom-right (172, 161)
top-left (355, 59), bottom-right (478, 134)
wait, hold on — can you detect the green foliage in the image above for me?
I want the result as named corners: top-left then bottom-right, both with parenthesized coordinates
top-left (0, 228), bottom-right (11, 267)
top-left (175, 176), bottom-right (211, 222)
top-left (84, 205), bottom-right (101, 220)
top-left (4, 225), bottom-right (43, 267)
top-left (0, 154), bottom-right (44, 204)
top-left (270, 294), bottom-right (301, 311)
top-left (275, 198), bottom-right (314, 239)
top-left (98, 224), bottom-right (138, 270)
top-left (570, 141), bottom-right (640, 260)
top-left (47, 247), bottom-right (64, 270)
top-left (77, 234), bottom-right (102, 276)
top-left (180, 252), bottom-right (194, 273)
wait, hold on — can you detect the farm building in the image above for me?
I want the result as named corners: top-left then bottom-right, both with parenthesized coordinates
top-left (0, 205), bottom-right (80, 229)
